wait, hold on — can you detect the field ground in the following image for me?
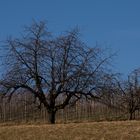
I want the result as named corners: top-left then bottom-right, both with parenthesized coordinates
top-left (0, 121), bottom-right (140, 140)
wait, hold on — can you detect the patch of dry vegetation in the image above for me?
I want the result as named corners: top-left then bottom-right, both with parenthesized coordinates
top-left (0, 121), bottom-right (140, 140)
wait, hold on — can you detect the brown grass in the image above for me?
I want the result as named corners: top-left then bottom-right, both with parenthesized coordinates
top-left (0, 121), bottom-right (140, 140)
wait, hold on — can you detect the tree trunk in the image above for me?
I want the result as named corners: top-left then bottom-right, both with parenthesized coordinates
top-left (48, 110), bottom-right (56, 124)
top-left (129, 112), bottom-right (133, 120)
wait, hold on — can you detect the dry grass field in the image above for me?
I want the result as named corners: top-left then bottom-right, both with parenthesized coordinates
top-left (0, 121), bottom-right (140, 140)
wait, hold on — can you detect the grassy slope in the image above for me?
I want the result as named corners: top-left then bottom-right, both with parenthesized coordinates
top-left (0, 121), bottom-right (140, 140)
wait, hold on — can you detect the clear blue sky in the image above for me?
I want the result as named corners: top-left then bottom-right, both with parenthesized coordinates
top-left (0, 0), bottom-right (140, 76)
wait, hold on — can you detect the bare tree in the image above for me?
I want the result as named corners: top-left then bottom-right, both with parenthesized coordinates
top-left (0, 21), bottom-right (111, 124)
top-left (117, 69), bottom-right (140, 120)
top-left (98, 73), bottom-right (121, 107)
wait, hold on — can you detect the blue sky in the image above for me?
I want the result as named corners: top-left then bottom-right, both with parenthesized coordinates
top-left (0, 0), bottom-right (140, 76)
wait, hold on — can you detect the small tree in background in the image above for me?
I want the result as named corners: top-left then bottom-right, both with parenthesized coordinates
top-left (0, 21), bottom-right (112, 124)
top-left (117, 69), bottom-right (140, 120)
